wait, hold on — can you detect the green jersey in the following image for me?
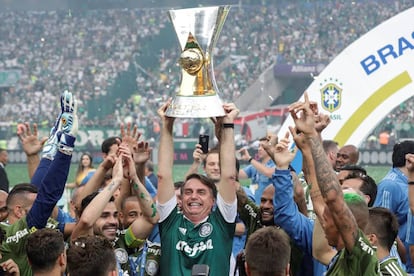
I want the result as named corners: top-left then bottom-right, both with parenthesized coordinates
top-left (159, 196), bottom-right (236, 276)
top-left (326, 229), bottom-right (380, 275)
top-left (380, 256), bottom-right (407, 276)
top-left (0, 217), bottom-right (59, 276)
top-left (115, 227), bottom-right (161, 276)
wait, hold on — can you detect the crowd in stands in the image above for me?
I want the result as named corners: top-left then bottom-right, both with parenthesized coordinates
top-left (0, 0), bottom-right (413, 141)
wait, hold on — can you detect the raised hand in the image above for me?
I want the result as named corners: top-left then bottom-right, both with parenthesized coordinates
top-left (17, 122), bottom-right (47, 156)
top-left (132, 141), bottom-right (151, 165)
top-left (263, 131), bottom-right (297, 168)
top-left (120, 122), bottom-right (141, 154)
top-left (193, 144), bottom-right (205, 164)
top-left (315, 113), bottom-right (331, 134)
top-left (406, 153), bottom-right (414, 180)
top-left (289, 92), bottom-right (317, 137)
top-left (222, 103), bottom-right (239, 123)
top-left (157, 99), bottom-right (175, 129)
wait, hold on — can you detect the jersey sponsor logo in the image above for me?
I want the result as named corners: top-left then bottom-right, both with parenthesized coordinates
top-left (199, 222), bottom-right (213, 237)
top-left (358, 236), bottom-right (375, 255)
top-left (176, 239), bottom-right (213, 257)
top-left (5, 228), bottom-right (29, 244)
top-left (244, 204), bottom-right (257, 218)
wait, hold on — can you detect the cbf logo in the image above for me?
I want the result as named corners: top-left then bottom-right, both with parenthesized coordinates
top-left (319, 78), bottom-right (343, 113)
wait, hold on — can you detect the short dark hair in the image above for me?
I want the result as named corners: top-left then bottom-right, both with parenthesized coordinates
top-left (338, 164), bottom-right (367, 176)
top-left (183, 174), bottom-right (217, 199)
top-left (392, 140), bottom-right (414, 168)
top-left (79, 192), bottom-right (115, 217)
top-left (68, 235), bottom-right (116, 276)
top-left (365, 207), bottom-right (399, 250)
top-left (101, 136), bottom-right (121, 154)
top-left (344, 173), bottom-right (377, 207)
top-left (7, 183), bottom-right (38, 210)
top-left (245, 227), bottom-right (290, 276)
top-left (26, 228), bottom-right (65, 273)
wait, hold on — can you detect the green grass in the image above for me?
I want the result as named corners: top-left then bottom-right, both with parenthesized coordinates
top-left (5, 163), bottom-right (390, 188)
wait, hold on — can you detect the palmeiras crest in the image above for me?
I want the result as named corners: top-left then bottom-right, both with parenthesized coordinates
top-left (320, 79), bottom-right (342, 113)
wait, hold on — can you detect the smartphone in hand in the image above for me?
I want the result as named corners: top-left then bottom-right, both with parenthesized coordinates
top-left (199, 135), bottom-right (209, 154)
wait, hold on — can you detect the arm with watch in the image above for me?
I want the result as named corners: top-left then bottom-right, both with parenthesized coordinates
top-left (237, 147), bottom-right (276, 179)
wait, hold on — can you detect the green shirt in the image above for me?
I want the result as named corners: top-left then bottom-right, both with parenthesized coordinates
top-left (326, 229), bottom-right (381, 275)
top-left (159, 206), bottom-right (235, 276)
top-left (115, 227), bottom-right (161, 276)
top-left (0, 217), bottom-right (59, 276)
top-left (380, 256), bottom-right (407, 276)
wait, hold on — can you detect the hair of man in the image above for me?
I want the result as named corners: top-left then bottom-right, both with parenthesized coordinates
top-left (365, 207), bottom-right (399, 250)
top-left (67, 235), bottom-right (117, 276)
top-left (101, 136), bottom-right (121, 155)
top-left (6, 183), bottom-right (38, 212)
top-left (392, 140), bottom-right (414, 168)
top-left (244, 226), bottom-right (290, 276)
top-left (79, 191), bottom-right (115, 218)
top-left (181, 173), bottom-right (218, 199)
top-left (26, 228), bottom-right (65, 273)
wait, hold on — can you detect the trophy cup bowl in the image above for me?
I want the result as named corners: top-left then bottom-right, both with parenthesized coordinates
top-left (165, 6), bottom-right (231, 118)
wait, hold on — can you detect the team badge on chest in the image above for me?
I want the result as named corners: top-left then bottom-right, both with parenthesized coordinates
top-left (199, 222), bottom-right (213, 237)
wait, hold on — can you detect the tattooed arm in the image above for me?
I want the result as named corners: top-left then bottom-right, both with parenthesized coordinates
top-left (127, 152), bottom-right (159, 239)
top-left (71, 155), bottom-right (123, 241)
top-left (290, 93), bottom-right (359, 253)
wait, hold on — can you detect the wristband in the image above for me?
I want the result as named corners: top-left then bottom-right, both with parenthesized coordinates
top-left (248, 157), bottom-right (253, 163)
top-left (223, 123), bottom-right (234, 128)
top-left (409, 181), bottom-right (414, 185)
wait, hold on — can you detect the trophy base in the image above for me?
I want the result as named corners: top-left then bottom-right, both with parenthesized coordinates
top-left (165, 94), bottom-right (225, 118)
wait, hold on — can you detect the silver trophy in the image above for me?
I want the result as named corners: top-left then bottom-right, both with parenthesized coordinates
top-left (165, 6), bottom-right (231, 118)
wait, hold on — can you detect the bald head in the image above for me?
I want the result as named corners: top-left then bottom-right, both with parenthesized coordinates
top-left (336, 145), bottom-right (359, 169)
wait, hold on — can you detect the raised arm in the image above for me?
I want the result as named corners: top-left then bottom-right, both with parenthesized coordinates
top-left (74, 155), bottom-right (115, 210)
top-left (156, 100), bottom-right (176, 204)
top-left (290, 93), bottom-right (358, 253)
top-left (17, 122), bottom-right (47, 180)
top-left (124, 149), bottom-right (159, 239)
top-left (216, 103), bottom-right (239, 203)
top-left (185, 144), bottom-right (205, 178)
top-left (71, 155), bottom-right (123, 241)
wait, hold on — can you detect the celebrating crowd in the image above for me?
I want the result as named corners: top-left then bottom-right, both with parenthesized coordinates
top-left (0, 87), bottom-right (414, 275)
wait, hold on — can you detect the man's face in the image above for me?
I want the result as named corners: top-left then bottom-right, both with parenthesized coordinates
top-left (204, 153), bottom-right (220, 182)
top-left (336, 146), bottom-right (355, 168)
top-left (120, 199), bottom-right (142, 228)
top-left (181, 178), bottom-right (215, 223)
top-left (93, 202), bottom-right (119, 241)
top-left (260, 185), bottom-right (275, 225)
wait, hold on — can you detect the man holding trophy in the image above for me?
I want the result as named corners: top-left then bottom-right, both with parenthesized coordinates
top-left (156, 6), bottom-right (239, 276)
